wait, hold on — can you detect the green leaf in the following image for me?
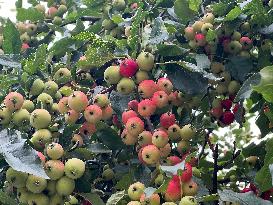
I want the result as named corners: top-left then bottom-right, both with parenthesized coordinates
top-left (2, 19), bottom-right (21, 54)
top-left (71, 20), bottom-right (85, 35)
top-left (206, 29), bottom-right (217, 42)
top-left (225, 56), bottom-right (254, 82)
top-left (128, 8), bottom-right (148, 51)
top-left (94, 122), bottom-right (125, 150)
top-left (86, 143), bottom-right (112, 154)
top-left (115, 173), bottom-right (134, 190)
top-left (253, 66), bottom-right (273, 103)
top-left (234, 73), bottom-right (261, 102)
top-left (224, 6), bottom-right (242, 21)
top-left (49, 37), bottom-right (77, 57)
top-left (0, 190), bottom-right (18, 205)
top-left (106, 190), bottom-right (126, 205)
top-left (80, 193), bottom-right (105, 205)
top-left (189, 0), bottom-right (201, 12)
top-left (112, 14), bottom-right (124, 24)
top-left (219, 189), bottom-right (273, 205)
top-left (157, 44), bottom-right (189, 56)
top-left (174, 0), bottom-right (195, 23)
top-left (17, 8), bottom-right (44, 22)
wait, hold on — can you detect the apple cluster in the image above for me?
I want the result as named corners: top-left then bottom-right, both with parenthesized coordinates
top-left (16, 1), bottom-right (68, 51)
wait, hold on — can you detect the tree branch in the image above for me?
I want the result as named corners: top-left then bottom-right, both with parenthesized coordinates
top-left (212, 144), bottom-right (219, 195)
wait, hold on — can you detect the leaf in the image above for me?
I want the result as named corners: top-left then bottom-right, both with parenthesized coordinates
top-left (224, 6), bottom-right (242, 21)
top-left (206, 29), bottom-right (217, 42)
top-left (49, 37), bottom-right (77, 57)
top-left (86, 143), bottom-right (112, 154)
top-left (234, 73), bottom-right (261, 102)
top-left (128, 8), bottom-right (148, 51)
top-left (0, 54), bottom-right (21, 68)
top-left (71, 20), bottom-right (85, 35)
top-left (160, 161), bottom-right (185, 177)
top-left (174, 0), bottom-right (195, 23)
top-left (109, 91), bottom-right (135, 118)
top-left (23, 44), bottom-right (48, 75)
top-left (106, 190), bottom-right (126, 205)
top-left (144, 187), bottom-right (157, 198)
top-left (165, 64), bottom-right (208, 95)
top-left (219, 189), bottom-right (273, 205)
top-left (80, 193), bottom-right (105, 205)
top-left (259, 23), bottom-right (273, 34)
top-left (189, 0), bottom-right (201, 12)
top-left (17, 7), bottom-right (44, 21)
top-left (148, 17), bottom-right (169, 45)
top-left (2, 19), bottom-right (21, 54)
top-left (225, 56), bottom-right (254, 82)
top-left (253, 66), bottom-right (273, 103)
top-left (0, 190), bottom-right (18, 205)
top-left (0, 129), bottom-right (49, 179)
top-left (115, 172), bottom-right (134, 190)
top-left (157, 44), bottom-right (189, 56)
top-left (94, 122), bottom-right (125, 150)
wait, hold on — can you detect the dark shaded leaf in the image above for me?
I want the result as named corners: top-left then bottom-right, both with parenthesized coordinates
top-left (174, 0), bottom-right (195, 23)
top-left (17, 7), bottom-right (44, 22)
top-left (80, 193), bottom-right (105, 205)
top-left (106, 190), bottom-right (126, 205)
top-left (2, 19), bottom-right (21, 54)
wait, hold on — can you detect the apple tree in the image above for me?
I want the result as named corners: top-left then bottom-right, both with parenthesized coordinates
top-left (0, 0), bottom-right (273, 204)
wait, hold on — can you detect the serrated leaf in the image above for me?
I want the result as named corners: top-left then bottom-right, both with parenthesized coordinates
top-left (115, 172), bottom-right (134, 190)
top-left (2, 19), bottom-right (21, 54)
top-left (17, 8), bottom-right (44, 22)
top-left (206, 29), bottom-right (217, 42)
top-left (0, 129), bottom-right (49, 179)
top-left (225, 56), bottom-right (254, 82)
top-left (160, 161), bottom-right (185, 177)
top-left (106, 190), bottom-right (126, 205)
top-left (174, 0), bottom-right (195, 23)
top-left (80, 193), bottom-right (105, 205)
top-left (189, 0), bottom-right (201, 12)
top-left (94, 122), bottom-right (125, 150)
top-left (0, 190), bottom-right (18, 205)
top-left (219, 189), bottom-right (273, 205)
top-left (224, 6), bottom-right (242, 21)
top-left (0, 54), bottom-right (21, 68)
top-left (109, 91), bottom-right (135, 118)
top-left (148, 17), bottom-right (169, 45)
top-left (86, 143), bottom-right (112, 154)
top-left (157, 44), bottom-right (189, 56)
top-left (253, 66), bottom-right (273, 103)
top-left (49, 37), bottom-right (77, 57)
top-left (234, 73), bottom-right (261, 102)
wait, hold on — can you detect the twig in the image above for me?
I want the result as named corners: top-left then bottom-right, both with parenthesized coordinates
top-left (218, 141), bottom-right (241, 170)
top-left (212, 144), bottom-right (218, 195)
top-left (198, 130), bottom-right (210, 161)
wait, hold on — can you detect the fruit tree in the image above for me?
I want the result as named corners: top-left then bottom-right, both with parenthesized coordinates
top-left (0, 0), bottom-right (273, 204)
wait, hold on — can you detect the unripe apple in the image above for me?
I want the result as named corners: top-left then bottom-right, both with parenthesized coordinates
top-left (182, 180), bottom-right (198, 196)
top-left (35, 4), bottom-right (45, 13)
top-left (53, 16), bottom-right (62, 25)
top-left (26, 23), bottom-right (37, 35)
top-left (201, 23), bottom-right (213, 34)
top-left (168, 124), bottom-right (182, 142)
top-left (68, 91), bottom-right (88, 112)
top-left (137, 52), bottom-right (155, 71)
top-left (31, 129), bottom-right (52, 150)
top-left (192, 21), bottom-right (204, 33)
top-left (102, 168), bottom-right (115, 181)
top-left (179, 196), bottom-right (198, 205)
top-left (177, 140), bottom-right (190, 154)
top-left (102, 19), bottom-right (117, 30)
top-left (113, 0), bottom-right (126, 11)
top-left (128, 202), bottom-right (141, 205)
top-left (17, 187), bottom-right (30, 203)
top-left (37, 93), bottom-right (53, 109)
top-left (65, 109), bottom-right (80, 124)
top-left (44, 180), bottom-right (56, 196)
top-left (64, 158), bottom-right (85, 179)
top-left (22, 100), bottom-right (35, 113)
top-left (44, 160), bottom-right (65, 180)
top-left (138, 131), bottom-right (153, 147)
top-left (136, 70), bottom-right (149, 84)
top-left (228, 80), bottom-right (240, 95)
top-left (56, 176), bottom-right (75, 196)
top-left (30, 109), bottom-right (51, 129)
top-left (30, 79), bottom-right (45, 96)
top-left (203, 13), bottom-right (214, 24)
top-left (44, 81), bottom-right (58, 97)
top-left (246, 156), bottom-right (258, 166)
top-left (6, 167), bottom-right (28, 188)
top-left (117, 78), bottom-right (136, 95)
top-left (104, 65), bottom-right (122, 85)
top-left (20, 32), bottom-right (30, 43)
top-left (128, 182), bottom-right (145, 200)
top-left (26, 175), bottom-right (47, 193)
top-left (160, 143), bottom-right (171, 158)
top-left (46, 143), bottom-right (64, 159)
top-left (53, 67), bottom-right (71, 84)
top-left (93, 94), bottom-right (110, 108)
top-left (57, 4), bottom-right (67, 16)
top-left (12, 109), bottom-right (30, 126)
top-left (28, 193), bottom-right (49, 205)
top-left (152, 130), bottom-right (169, 148)
top-left (49, 194), bottom-right (64, 205)
top-left (0, 108), bottom-right (12, 125)
top-left (210, 62), bottom-right (224, 74)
